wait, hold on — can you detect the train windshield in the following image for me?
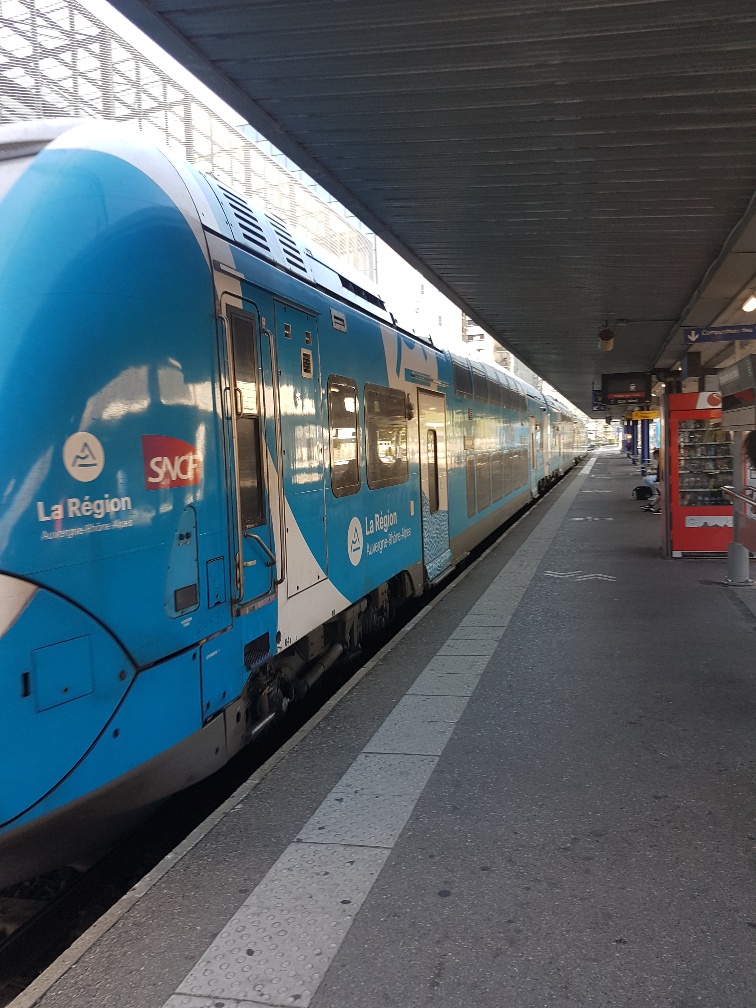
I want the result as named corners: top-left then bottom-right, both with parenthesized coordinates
top-left (0, 155), bottom-right (35, 203)
top-left (0, 120), bottom-right (83, 203)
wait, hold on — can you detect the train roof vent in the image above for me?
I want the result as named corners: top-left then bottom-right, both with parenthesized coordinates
top-left (267, 213), bottom-right (309, 278)
top-left (337, 274), bottom-right (386, 311)
top-left (214, 181), bottom-right (272, 256)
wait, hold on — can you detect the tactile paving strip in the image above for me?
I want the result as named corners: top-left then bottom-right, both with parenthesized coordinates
top-left (176, 843), bottom-right (389, 1007)
top-left (436, 637), bottom-right (499, 656)
top-left (447, 624), bottom-right (509, 640)
top-left (296, 752), bottom-right (438, 847)
top-left (362, 693), bottom-right (470, 755)
top-left (165, 995), bottom-right (248, 1007)
top-left (408, 655), bottom-right (490, 696)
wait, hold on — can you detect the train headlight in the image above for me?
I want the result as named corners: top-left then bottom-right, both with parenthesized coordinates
top-left (0, 574), bottom-right (36, 640)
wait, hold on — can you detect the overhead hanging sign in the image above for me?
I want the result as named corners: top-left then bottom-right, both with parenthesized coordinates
top-left (719, 355), bottom-right (756, 431)
top-left (684, 324), bottom-right (756, 344)
top-left (631, 410), bottom-right (660, 420)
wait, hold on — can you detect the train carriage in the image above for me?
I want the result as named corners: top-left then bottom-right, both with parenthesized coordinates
top-left (0, 119), bottom-right (586, 886)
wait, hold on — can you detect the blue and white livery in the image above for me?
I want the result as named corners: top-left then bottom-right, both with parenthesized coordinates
top-left (0, 120), bottom-right (586, 885)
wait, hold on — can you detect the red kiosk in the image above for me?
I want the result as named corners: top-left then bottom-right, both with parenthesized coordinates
top-left (663, 391), bottom-right (734, 556)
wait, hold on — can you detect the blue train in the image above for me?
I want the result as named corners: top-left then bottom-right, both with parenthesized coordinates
top-left (0, 119), bottom-right (587, 887)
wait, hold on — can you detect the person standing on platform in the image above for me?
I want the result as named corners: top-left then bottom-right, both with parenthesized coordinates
top-left (641, 447), bottom-right (662, 512)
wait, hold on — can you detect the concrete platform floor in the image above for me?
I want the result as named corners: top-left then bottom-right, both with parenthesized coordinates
top-left (14, 449), bottom-right (756, 1008)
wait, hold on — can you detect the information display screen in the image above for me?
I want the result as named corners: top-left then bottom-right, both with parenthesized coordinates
top-left (601, 372), bottom-right (651, 405)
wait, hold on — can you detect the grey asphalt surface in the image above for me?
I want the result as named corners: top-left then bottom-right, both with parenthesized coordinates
top-left (25, 450), bottom-right (756, 1008)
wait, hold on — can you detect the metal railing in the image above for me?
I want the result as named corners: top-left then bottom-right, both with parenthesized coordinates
top-left (0, 0), bottom-right (375, 278)
top-left (722, 485), bottom-right (756, 511)
top-left (722, 485), bottom-right (755, 584)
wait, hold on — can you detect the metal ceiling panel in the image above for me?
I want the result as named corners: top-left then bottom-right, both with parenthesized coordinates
top-left (107, 0), bottom-right (756, 412)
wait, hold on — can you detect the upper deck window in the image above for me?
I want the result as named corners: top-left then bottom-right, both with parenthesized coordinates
top-left (452, 356), bottom-right (473, 398)
top-left (471, 363), bottom-right (488, 404)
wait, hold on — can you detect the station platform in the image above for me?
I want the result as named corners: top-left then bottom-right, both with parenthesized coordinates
top-left (14, 448), bottom-right (756, 1008)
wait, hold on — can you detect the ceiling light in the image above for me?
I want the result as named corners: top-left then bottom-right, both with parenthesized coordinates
top-left (742, 295), bottom-right (756, 312)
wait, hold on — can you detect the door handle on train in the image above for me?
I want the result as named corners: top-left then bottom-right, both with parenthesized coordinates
top-left (243, 530), bottom-right (277, 567)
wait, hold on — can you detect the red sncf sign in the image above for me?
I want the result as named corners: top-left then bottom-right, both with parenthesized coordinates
top-left (142, 435), bottom-right (203, 490)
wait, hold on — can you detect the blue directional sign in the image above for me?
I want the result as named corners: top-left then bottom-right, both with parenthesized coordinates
top-left (685, 324), bottom-right (756, 344)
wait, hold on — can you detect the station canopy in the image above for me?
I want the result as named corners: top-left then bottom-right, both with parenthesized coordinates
top-left (108, 0), bottom-right (756, 415)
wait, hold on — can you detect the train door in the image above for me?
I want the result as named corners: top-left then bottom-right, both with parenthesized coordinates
top-left (542, 413), bottom-right (552, 478)
top-left (417, 389), bottom-right (453, 581)
top-left (529, 416), bottom-right (541, 496)
top-left (226, 304), bottom-right (278, 605)
top-left (273, 301), bottom-right (327, 596)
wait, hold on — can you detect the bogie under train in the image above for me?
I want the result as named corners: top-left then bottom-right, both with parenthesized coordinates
top-left (0, 120), bottom-right (587, 886)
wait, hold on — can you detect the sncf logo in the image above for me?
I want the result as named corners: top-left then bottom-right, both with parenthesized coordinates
top-left (142, 435), bottom-right (203, 490)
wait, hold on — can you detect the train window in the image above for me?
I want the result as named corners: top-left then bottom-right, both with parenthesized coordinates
top-left (427, 429), bottom-right (440, 513)
top-left (0, 156), bottom-right (36, 202)
top-left (485, 366), bottom-right (502, 408)
top-left (229, 311), bottom-right (265, 529)
top-left (452, 356), bottom-right (473, 398)
top-left (465, 455), bottom-right (476, 517)
top-left (515, 447), bottom-right (527, 487)
top-left (491, 450), bottom-right (504, 502)
top-left (476, 452), bottom-right (492, 510)
top-left (365, 384), bottom-right (409, 489)
top-left (328, 375), bottom-right (361, 497)
top-left (502, 450), bottom-right (513, 496)
top-left (497, 373), bottom-right (510, 410)
top-left (471, 363), bottom-right (488, 404)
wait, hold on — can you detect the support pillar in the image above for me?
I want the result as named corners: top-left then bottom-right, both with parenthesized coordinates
top-left (640, 419), bottom-right (650, 475)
